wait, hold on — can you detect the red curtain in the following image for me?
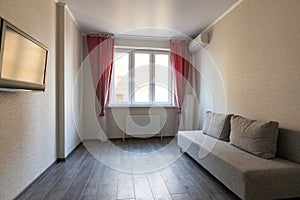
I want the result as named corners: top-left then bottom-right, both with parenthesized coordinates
top-left (169, 39), bottom-right (190, 114)
top-left (87, 35), bottom-right (115, 116)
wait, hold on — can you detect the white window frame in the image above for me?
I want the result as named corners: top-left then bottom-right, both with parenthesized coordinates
top-left (110, 48), bottom-right (173, 106)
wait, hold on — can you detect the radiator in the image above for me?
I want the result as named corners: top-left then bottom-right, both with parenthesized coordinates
top-left (124, 115), bottom-right (161, 140)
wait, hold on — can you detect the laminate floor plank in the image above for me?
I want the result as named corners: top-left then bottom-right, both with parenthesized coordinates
top-left (62, 158), bottom-right (97, 199)
top-left (43, 169), bottom-right (79, 200)
top-left (15, 138), bottom-right (239, 200)
top-left (159, 165), bottom-right (187, 195)
top-left (171, 158), bottom-right (210, 199)
top-left (180, 156), bottom-right (233, 200)
top-left (117, 173), bottom-right (135, 199)
top-left (178, 156), bottom-right (239, 200)
top-left (177, 156), bottom-right (224, 196)
top-left (171, 193), bottom-right (192, 200)
top-left (43, 146), bottom-right (91, 200)
top-left (79, 181), bottom-right (102, 200)
top-left (179, 174), bottom-right (211, 200)
top-left (147, 172), bottom-right (172, 200)
top-left (134, 177), bottom-right (154, 200)
top-left (21, 163), bottom-right (71, 200)
top-left (98, 167), bottom-right (118, 200)
top-left (87, 160), bottom-right (105, 182)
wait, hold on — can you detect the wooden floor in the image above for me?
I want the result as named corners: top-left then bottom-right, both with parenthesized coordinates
top-left (16, 137), bottom-right (239, 200)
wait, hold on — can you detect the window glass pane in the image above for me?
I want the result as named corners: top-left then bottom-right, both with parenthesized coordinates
top-left (134, 53), bottom-right (150, 103)
top-left (155, 54), bottom-right (170, 103)
top-left (113, 52), bottom-right (129, 103)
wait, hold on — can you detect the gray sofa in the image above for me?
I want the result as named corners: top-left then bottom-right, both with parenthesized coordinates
top-left (178, 114), bottom-right (300, 200)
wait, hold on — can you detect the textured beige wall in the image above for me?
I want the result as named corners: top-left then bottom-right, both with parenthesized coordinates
top-left (194, 0), bottom-right (300, 131)
top-left (0, 0), bottom-right (57, 199)
top-left (64, 7), bottom-right (82, 156)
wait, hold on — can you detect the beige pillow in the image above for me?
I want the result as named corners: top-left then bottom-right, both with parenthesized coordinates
top-left (203, 111), bottom-right (233, 141)
top-left (230, 115), bottom-right (279, 159)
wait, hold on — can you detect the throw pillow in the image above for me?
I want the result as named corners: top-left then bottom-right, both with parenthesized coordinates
top-left (203, 111), bottom-right (233, 141)
top-left (230, 115), bottom-right (279, 159)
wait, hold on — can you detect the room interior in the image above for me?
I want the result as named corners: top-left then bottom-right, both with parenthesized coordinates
top-left (0, 0), bottom-right (300, 199)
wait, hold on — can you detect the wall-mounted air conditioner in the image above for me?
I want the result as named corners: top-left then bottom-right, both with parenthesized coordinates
top-left (189, 31), bottom-right (209, 53)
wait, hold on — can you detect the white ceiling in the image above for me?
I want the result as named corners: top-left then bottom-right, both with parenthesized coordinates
top-left (60, 0), bottom-right (239, 39)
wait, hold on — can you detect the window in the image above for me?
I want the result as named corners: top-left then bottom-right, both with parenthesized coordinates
top-left (111, 49), bottom-right (173, 106)
top-left (112, 51), bottom-right (129, 103)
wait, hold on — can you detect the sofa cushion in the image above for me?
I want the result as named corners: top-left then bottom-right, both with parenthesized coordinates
top-left (230, 115), bottom-right (279, 159)
top-left (203, 111), bottom-right (232, 141)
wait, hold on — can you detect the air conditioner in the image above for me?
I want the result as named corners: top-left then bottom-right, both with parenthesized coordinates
top-left (189, 31), bottom-right (209, 53)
